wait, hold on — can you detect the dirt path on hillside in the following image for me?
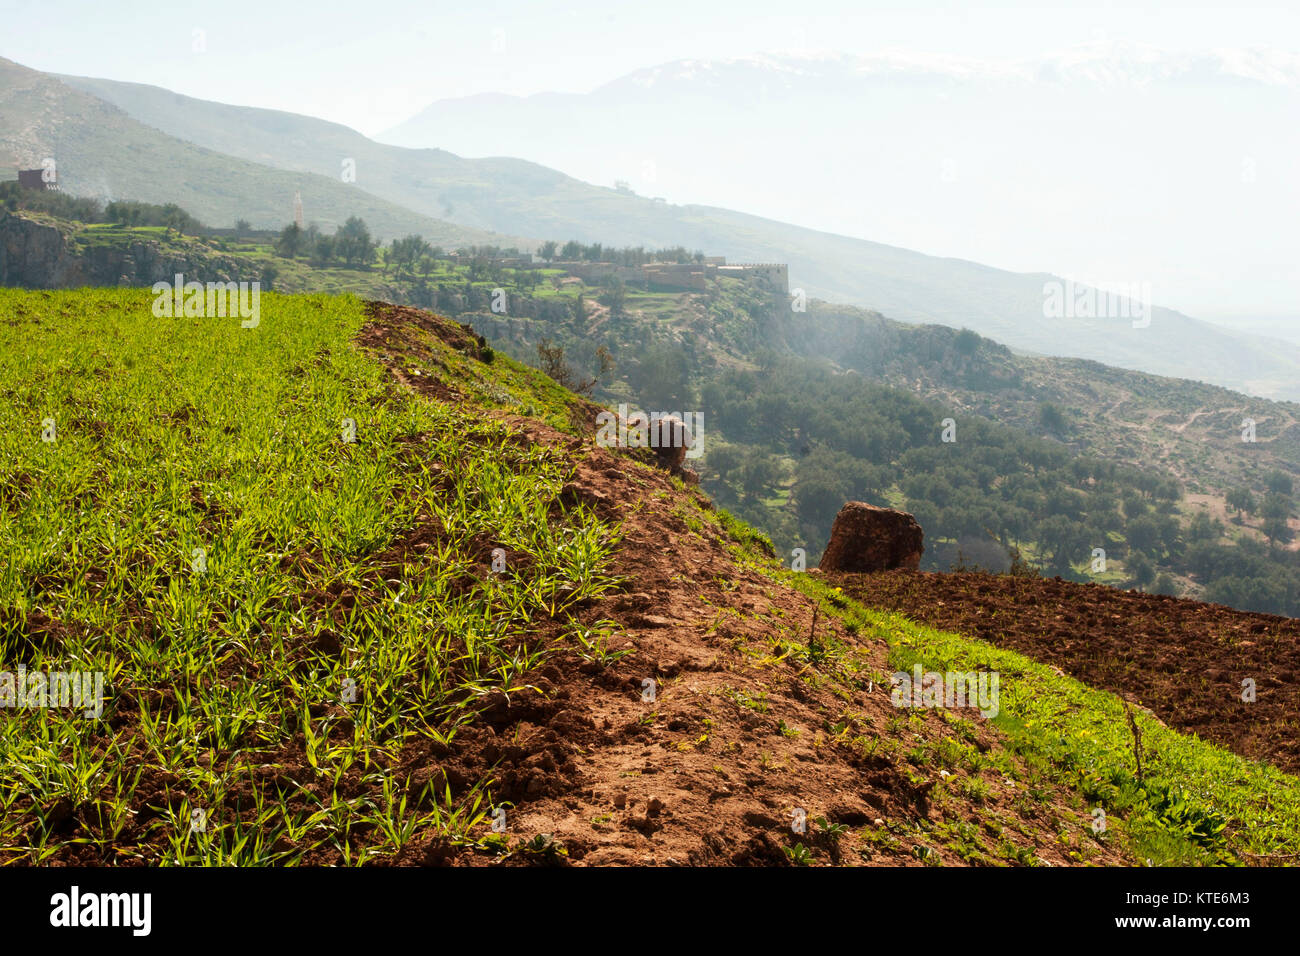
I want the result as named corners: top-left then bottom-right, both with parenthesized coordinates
top-left (358, 302), bottom-right (1132, 867)
top-left (404, 419), bottom-right (1128, 866)
top-left (1172, 408), bottom-right (1230, 433)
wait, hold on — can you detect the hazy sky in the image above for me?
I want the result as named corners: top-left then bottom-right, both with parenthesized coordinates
top-left (2, 1), bottom-right (1296, 136)
top-left (3, 1), bottom-right (1297, 322)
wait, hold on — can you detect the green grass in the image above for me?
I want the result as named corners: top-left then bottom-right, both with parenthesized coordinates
top-left (0, 288), bottom-right (621, 864)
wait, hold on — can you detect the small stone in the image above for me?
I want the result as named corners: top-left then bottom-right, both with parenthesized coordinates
top-left (647, 796), bottom-right (665, 816)
top-left (613, 792), bottom-right (627, 809)
top-left (634, 614), bottom-right (674, 628)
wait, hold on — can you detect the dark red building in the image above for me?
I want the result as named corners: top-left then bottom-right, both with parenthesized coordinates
top-left (17, 168), bottom-right (53, 190)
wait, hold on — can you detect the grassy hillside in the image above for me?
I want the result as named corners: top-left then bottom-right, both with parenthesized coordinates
top-left (2, 288), bottom-right (1296, 866)
top-left (0, 289), bottom-right (607, 863)
top-left (44, 64), bottom-right (1300, 401)
top-left (0, 58), bottom-right (502, 245)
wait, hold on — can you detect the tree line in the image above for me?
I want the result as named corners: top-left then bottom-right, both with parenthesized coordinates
top-left (695, 354), bottom-right (1300, 616)
top-left (0, 184), bottom-right (206, 235)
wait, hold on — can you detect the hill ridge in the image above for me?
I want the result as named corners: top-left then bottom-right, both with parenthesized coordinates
top-left (20, 57), bottom-right (1300, 400)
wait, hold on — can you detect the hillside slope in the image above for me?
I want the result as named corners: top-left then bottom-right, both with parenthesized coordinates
top-left (789, 299), bottom-right (1300, 518)
top-left (0, 58), bottom-right (498, 245)
top-left (7, 289), bottom-right (1299, 865)
top-left (46, 64), bottom-right (1300, 401)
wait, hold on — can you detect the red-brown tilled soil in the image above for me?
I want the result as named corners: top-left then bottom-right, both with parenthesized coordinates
top-left (832, 570), bottom-right (1300, 775)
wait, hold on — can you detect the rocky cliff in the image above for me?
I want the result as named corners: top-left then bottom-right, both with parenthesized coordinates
top-left (0, 212), bottom-right (266, 289)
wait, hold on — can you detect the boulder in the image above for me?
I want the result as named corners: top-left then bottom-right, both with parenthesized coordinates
top-left (625, 412), bottom-right (694, 469)
top-left (819, 502), bottom-right (924, 572)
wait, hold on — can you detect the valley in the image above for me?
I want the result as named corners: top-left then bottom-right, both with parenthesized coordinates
top-left (5, 55), bottom-right (1300, 399)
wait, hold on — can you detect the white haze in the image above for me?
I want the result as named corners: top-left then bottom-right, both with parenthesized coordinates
top-left (379, 41), bottom-right (1300, 326)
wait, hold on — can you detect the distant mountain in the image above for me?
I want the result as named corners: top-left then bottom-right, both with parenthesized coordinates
top-left (379, 43), bottom-right (1300, 323)
top-left (14, 57), bottom-right (1300, 400)
top-left (0, 57), bottom-right (496, 246)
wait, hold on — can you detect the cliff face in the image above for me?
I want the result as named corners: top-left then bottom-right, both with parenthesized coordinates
top-left (0, 214), bottom-right (78, 287)
top-left (0, 213), bottom-right (265, 289)
top-left (0, 213), bottom-right (581, 319)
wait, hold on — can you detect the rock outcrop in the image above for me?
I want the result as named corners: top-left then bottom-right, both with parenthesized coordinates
top-left (819, 502), bottom-right (924, 573)
top-left (625, 412), bottom-right (694, 469)
top-left (0, 212), bottom-right (267, 289)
